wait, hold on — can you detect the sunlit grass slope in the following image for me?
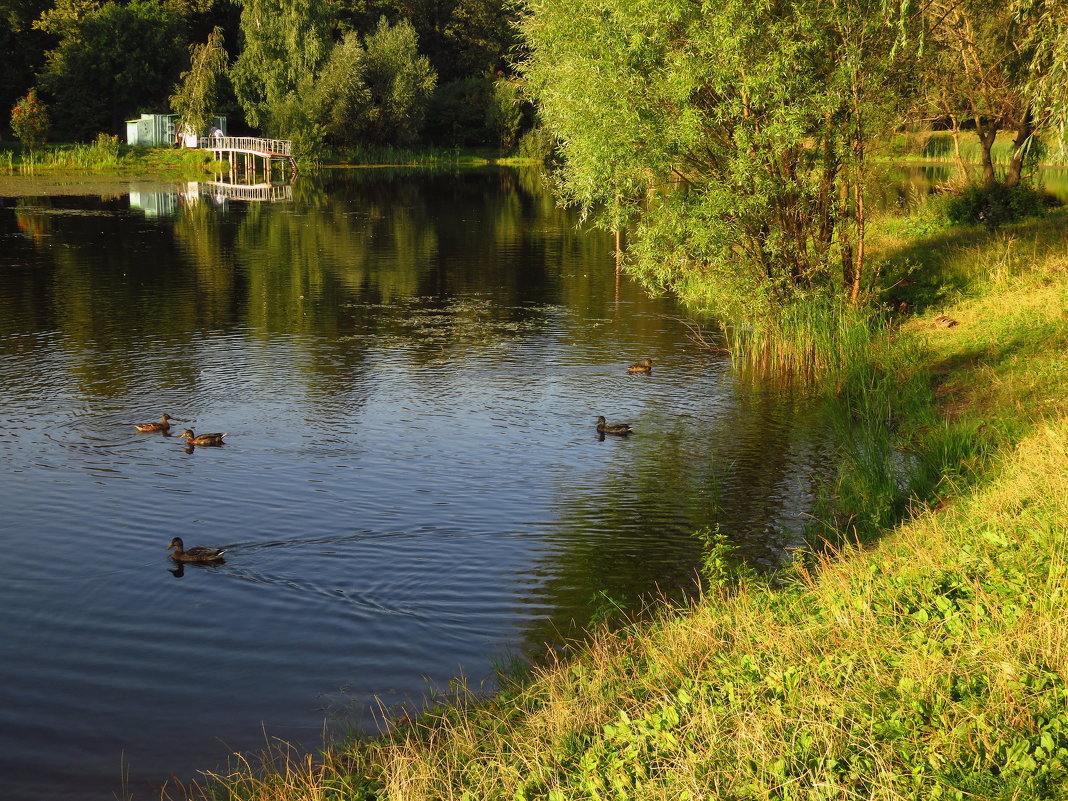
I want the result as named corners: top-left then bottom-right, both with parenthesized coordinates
top-left (192, 210), bottom-right (1068, 801)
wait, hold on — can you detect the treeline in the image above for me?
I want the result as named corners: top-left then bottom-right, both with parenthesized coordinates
top-left (0, 0), bottom-right (536, 156)
top-left (6, 0), bottom-right (1068, 352)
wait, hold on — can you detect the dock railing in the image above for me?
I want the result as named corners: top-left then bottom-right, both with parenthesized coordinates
top-left (198, 136), bottom-right (292, 157)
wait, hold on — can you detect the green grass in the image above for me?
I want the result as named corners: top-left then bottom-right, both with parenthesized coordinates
top-left (321, 145), bottom-right (501, 167)
top-left (1, 137), bottom-right (224, 175)
top-left (889, 130), bottom-right (1026, 166)
top-left (172, 206), bottom-right (1068, 801)
top-left (723, 296), bottom-right (881, 384)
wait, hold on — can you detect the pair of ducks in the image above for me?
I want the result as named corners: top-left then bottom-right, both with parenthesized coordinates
top-left (134, 414), bottom-right (227, 446)
top-left (596, 358), bottom-right (652, 436)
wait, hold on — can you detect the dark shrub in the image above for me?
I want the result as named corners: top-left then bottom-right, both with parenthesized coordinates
top-left (946, 182), bottom-right (1059, 231)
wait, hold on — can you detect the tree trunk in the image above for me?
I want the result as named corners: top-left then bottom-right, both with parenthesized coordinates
top-left (1006, 107), bottom-right (1035, 188)
top-left (840, 177), bottom-right (855, 293)
top-left (975, 116), bottom-right (999, 186)
top-left (848, 78), bottom-right (865, 303)
top-left (851, 181), bottom-right (865, 304)
top-left (949, 116), bottom-right (967, 180)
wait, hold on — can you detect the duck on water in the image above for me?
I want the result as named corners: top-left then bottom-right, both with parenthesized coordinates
top-left (596, 416), bottom-right (633, 436)
top-left (167, 537), bottom-right (226, 563)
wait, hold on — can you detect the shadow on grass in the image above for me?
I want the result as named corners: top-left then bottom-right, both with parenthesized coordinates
top-left (877, 207), bottom-right (1068, 315)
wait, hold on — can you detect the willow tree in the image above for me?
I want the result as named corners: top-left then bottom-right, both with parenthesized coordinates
top-left (1020, 0), bottom-right (1068, 162)
top-left (916, 0), bottom-right (1042, 188)
top-left (169, 25), bottom-right (228, 137)
top-left (519, 0), bottom-right (908, 324)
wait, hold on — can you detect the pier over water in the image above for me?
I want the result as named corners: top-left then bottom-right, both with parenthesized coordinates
top-left (199, 135), bottom-right (297, 177)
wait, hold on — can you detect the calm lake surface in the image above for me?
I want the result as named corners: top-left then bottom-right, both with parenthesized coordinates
top-left (0, 167), bottom-right (830, 801)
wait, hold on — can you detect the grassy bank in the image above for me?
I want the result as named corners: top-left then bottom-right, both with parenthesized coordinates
top-left (176, 206), bottom-right (1068, 800)
top-left (2, 137), bottom-right (224, 175)
top-left (322, 145), bottom-right (541, 167)
top-left (1, 139), bottom-right (539, 174)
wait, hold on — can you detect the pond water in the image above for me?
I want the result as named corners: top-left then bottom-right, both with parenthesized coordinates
top-left (0, 167), bottom-right (830, 800)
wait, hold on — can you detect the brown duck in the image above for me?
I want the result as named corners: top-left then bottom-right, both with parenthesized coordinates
top-left (177, 429), bottom-right (227, 446)
top-left (627, 358), bottom-right (652, 373)
top-left (596, 416), bottom-right (633, 436)
top-left (135, 414), bottom-right (176, 433)
top-left (167, 537), bottom-right (225, 563)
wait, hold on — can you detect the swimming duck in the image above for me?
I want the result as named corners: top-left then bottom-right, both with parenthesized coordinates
top-left (177, 429), bottom-right (227, 446)
top-left (135, 414), bottom-right (176, 433)
top-left (596, 416), bottom-right (633, 436)
top-left (167, 537), bottom-right (225, 563)
top-left (627, 358), bottom-right (652, 373)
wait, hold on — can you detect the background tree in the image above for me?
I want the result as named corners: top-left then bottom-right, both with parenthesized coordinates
top-left (0, 0), bottom-right (50, 130)
top-left (357, 17), bottom-right (437, 145)
top-left (922, 0), bottom-right (1028, 186)
top-left (169, 25), bottom-right (229, 137)
top-left (37, 0), bottom-right (185, 139)
top-left (10, 88), bottom-right (49, 150)
top-left (229, 0), bottom-right (332, 134)
top-left (1020, 0), bottom-right (1068, 161)
top-left (311, 30), bottom-right (371, 149)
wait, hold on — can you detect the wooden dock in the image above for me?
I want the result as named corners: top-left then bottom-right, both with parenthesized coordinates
top-left (199, 136), bottom-right (297, 178)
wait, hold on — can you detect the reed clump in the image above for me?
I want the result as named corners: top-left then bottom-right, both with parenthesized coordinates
top-left (724, 296), bottom-right (879, 384)
top-left (180, 207), bottom-right (1068, 801)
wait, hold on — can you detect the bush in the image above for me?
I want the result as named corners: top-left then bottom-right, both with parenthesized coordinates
top-left (517, 125), bottom-right (555, 163)
top-left (946, 182), bottom-right (1058, 231)
top-left (10, 89), bottom-right (49, 152)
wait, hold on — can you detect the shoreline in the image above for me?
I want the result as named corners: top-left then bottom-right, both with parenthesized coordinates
top-left (172, 204), bottom-right (1068, 798)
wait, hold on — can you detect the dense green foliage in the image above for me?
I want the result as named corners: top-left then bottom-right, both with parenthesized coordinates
top-left (945, 182), bottom-right (1058, 230)
top-left (355, 17), bottom-right (437, 145)
top-left (517, 0), bottom-right (1068, 364)
top-left (229, 0), bottom-right (333, 133)
top-left (0, 0), bottom-right (526, 154)
top-left (37, 0), bottom-right (186, 140)
top-left (519, 0), bottom-right (907, 323)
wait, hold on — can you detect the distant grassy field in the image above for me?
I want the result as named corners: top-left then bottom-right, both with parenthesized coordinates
top-left (889, 129), bottom-right (1068, 168)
